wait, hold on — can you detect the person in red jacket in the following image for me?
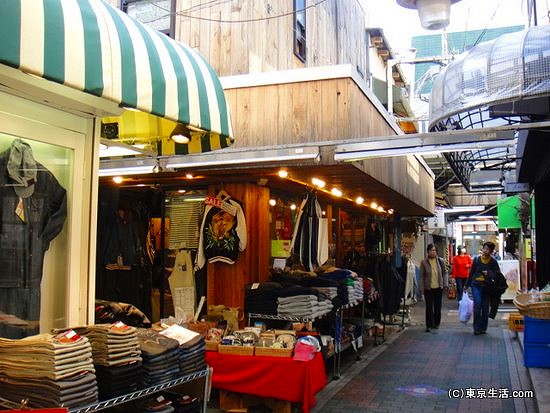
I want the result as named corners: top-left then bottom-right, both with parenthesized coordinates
top-left (452, 245), bottom-right (472, 302)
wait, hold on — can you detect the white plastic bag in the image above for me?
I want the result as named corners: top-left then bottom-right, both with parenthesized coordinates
top-left (458, 291), bottom-right (473, 323)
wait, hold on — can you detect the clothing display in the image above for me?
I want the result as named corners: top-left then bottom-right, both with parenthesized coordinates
top-left (195, 193), bottom-right (247, 269)
top-left (168, 250), bottom-right (196, 321)
top-left (0, 331), bottom-right (97, 409)
top-left (290, 191), bottom-right (328, 271)
top-left (0, 139), bottom-right (67, 338)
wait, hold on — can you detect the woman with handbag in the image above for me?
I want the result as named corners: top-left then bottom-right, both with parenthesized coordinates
top-left (419, 244), bottom-right (448, 333)
top-left (451, 245), bottom-right (472, 303)
top-left (464, 241), bottom-right (501, 335)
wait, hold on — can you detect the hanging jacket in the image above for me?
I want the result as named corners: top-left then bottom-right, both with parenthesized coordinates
top-left (0, 144), bottom-right (67, 289)
top-left (195, 196), bottom-right (247, 269)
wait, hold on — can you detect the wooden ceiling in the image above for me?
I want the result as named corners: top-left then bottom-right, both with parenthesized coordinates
top-left (100, 162), bottom-right (433, 217)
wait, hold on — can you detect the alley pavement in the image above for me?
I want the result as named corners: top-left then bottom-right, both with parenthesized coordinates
top-left (313, 296), bottom-right (548, 413)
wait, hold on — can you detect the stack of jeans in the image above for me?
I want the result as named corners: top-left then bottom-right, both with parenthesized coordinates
top-left (178, 335), bottom-right (206, 376)
top-left (73, 323), bottom-right (142, 399)
top-left (0, 332), bottom-right (98, 408)
top-left (158, 325), bottom-right (205, 377)
top-left (137, 328), bottom-right (181, 387)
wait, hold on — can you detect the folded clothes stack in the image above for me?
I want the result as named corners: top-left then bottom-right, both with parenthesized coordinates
top-left (137, 328), bottom-right (182, 387)
top-left (73, 322), bottom-right (142, 399)
top-left (0, 331), bottom-right (98, 409)
top-left (158, 325), bottom-right (205, 377)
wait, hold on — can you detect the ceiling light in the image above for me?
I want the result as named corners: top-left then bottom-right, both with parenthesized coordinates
top-left (172, 134), bottom-right (190, 144)
top-left (112, 176), bottom-right (123, 184)
top-left (278, 169), bottom-right (288, 178)
top-left (312, 178), bottom-right (325, 188)
top-left (290, 204), bottom-right (297, 210)
top-left (396, 0), bottom-right (463, 30)
top-left (178, 189), bottom-right (186, 193)
top-left (370, 202), bottom-right (378, 209)
top-left (185, 173), bottom-right (194, 179)
top-left (388, 209), bottom-right (394, 214)
top-left (170, 123), bottom-right (191, 144)
top-left (269, 199), bottom-right (277, 206)
top-left (331, 188), bottom-right (343, 197)
top-left (322, 210), bottom-right (326, 216)
top-left (377, 206), bottom-right (385, 212)
top-left (355, 196), bottom-right (364, 204)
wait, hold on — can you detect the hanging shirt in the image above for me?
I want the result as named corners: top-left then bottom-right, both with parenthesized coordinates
top-left (195, 195), bottom-right (247, 269)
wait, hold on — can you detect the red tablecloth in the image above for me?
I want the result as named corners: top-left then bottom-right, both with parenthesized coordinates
top-left (205, 351), bottom-right (327, 413)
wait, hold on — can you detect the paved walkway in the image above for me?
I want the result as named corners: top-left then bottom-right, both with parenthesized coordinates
top-left (207, 296), bottom-right (549, 413)
top-left (313, 297), bottom-right (546, 413)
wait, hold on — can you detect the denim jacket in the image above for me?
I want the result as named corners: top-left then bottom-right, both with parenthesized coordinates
top-left (0, 149), bottom-right (67, 289)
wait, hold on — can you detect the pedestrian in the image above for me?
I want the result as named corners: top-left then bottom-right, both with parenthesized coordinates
top-left (451, 245), bottom-right (472, 302)
top-left (419, 244), bottom-right (448, 332)
top-left (464, 241), bottom-right (501, 335)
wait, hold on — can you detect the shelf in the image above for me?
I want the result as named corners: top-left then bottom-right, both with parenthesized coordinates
top-left (69, 369), bottom-right (209, 413)
top-left (248, 313), bottom-right (317, 322)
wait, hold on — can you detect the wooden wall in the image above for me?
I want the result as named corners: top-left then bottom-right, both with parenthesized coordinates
top-left (177, 0), bottom-right (367, 78)
top-left (206, 183), bottom-right (271, 310)
top-left (224, 77), bottom-right (396, 147)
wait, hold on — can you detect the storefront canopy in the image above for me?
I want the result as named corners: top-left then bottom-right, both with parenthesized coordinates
top-left (0, 0), bottom-right (233, 152)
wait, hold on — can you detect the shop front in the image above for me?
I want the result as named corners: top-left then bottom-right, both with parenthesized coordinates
top-left (0, 0), bottom-right (233, 337)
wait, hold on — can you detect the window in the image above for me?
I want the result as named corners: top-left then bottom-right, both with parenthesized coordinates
top-left (294, 0), bottom-right (306, 62)
top-left (122, 0), bottom-right (176, 38)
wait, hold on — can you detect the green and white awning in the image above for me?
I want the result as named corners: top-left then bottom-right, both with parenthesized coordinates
top-left (0, 0), bottom-right (233, 152)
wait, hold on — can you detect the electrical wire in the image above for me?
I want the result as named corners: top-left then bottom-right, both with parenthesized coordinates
top-left (472, 1), bottom-right (501, 47)
top-left (140, 0), bottom-right (329, 25)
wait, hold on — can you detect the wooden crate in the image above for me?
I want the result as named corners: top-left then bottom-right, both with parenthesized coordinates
top-left (218, 345), bottom-right (254, 356)
top-left (254, 347), bottom-right (293, 358)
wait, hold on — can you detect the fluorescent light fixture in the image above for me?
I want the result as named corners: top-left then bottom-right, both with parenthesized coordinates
top-left (99, 157), bottom-right (157, 177)
top-left (335, 139), bottom-right (515, 161)
top-left (165, 147), bottom-right (319, 168)
top-left (99, 165), bottom-right (155, 177)
top-left (99, 138), bottom-right (156, 158)
top-left (100, 145), bottom-right (144, 157)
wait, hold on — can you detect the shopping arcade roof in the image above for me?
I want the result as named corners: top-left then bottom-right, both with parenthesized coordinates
top-left (428, 24), bottom-right (550, 194)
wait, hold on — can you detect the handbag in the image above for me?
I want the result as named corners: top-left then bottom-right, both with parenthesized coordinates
top-left (447, 282), bottom-right (457, 299)
top-left (458, 291), bottom-right (473, 323)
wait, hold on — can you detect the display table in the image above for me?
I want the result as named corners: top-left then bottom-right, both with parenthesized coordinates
top-left (205, 351), bottom-right (326, 413)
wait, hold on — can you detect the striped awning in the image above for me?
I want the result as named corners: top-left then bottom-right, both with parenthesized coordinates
top-left (0, 0), bottom-right (233, 152)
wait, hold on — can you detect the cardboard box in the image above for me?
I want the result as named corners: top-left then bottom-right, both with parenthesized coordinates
top-left (219, 389), bottom-right (291, 413)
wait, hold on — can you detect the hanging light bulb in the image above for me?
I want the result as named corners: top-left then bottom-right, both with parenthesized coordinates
top-left (396, 0), bottom-right (463, 30)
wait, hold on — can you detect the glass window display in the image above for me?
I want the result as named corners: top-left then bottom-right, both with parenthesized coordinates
top-left (0, 136), bottom-right (69, 338)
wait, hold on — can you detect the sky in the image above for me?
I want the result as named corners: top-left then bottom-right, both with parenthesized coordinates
top-left (362, 0), bottom-right (550, 54)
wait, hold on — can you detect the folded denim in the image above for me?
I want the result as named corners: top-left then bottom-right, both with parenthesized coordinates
top-left (137, 328), bottom-right (181, 356)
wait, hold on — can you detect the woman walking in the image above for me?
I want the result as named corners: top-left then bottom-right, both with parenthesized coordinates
top-left (464, 241), bottom-right (501, 335)
top-left (419, 244), bottom-right (448, 332)
top-left (451, 245), bottom-right (472, 302)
